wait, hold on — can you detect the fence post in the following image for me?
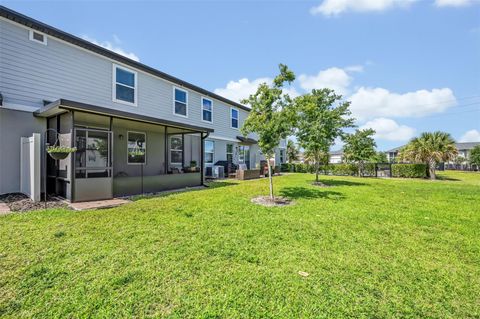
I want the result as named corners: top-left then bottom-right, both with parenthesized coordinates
top-left (31, 133), bottom-right (41, 201)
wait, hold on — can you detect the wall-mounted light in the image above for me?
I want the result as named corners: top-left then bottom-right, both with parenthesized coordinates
top-left (118, 134), bottom-right (124, 140)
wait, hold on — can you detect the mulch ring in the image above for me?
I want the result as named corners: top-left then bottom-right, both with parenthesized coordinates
top-left (311, 181), bottom-right (331, 187)
top-left (251, 196), bottom-right (293, 207)
top-left (0, 193), bottom-right (70, 212)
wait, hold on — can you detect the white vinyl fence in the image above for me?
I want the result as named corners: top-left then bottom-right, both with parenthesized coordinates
top-left (20, 133), bottom-right (41, 201)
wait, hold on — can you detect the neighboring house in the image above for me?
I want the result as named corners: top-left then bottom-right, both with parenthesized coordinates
top-left (0, 6), bottom-right (285, 202)
top-left (386, 146), bottom-right (402, 163)
top-left (296, 150), bottom-right (343, 164)
top-left (386, 142), bottom-right (480, 167)
top-left (329, 150), bottom-right (343, 164)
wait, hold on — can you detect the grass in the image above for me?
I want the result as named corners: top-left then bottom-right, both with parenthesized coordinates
top-left (1, 171), bottom-right (479, 318)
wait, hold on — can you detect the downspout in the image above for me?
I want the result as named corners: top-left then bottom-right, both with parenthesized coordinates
top-left (201, 132), bottom-right (210, 187)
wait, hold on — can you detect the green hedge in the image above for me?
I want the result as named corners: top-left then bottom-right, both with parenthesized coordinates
top-left (392, 164), bottom-right (427, 178)
top-left (282, 162), bottom-right (427, 178)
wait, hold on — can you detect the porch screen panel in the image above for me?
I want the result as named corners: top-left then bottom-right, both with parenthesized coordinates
top-left (75, 129), bottom-right (112, 178)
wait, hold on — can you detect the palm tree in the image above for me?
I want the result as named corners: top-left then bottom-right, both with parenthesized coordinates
top-left (399, 131), bottom-right (457, 180)
top-left (286, 139), bottom-right (299, 163)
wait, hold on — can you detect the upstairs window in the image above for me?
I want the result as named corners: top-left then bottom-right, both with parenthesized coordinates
top-left (113, 65), bottom-right (137, 105)
top-left (231, 108), bottom-right (239, 129)
top-left (29, 30), bottom-right (47, 45)
top-left (174, 88), bottom-right (188, 117)
top-left (202, 98), bottom-right (212, 122)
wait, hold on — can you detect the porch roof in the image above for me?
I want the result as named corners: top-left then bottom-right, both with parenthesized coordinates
top-left (34, 99), bottom-right (214, 133)
top-left (236, 135), bottom-right (257, 144)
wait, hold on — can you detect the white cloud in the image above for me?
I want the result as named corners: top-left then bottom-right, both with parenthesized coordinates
top-left (213, 77), bottom-right (300, 103)
top-left (214, 65), bottom-right (457, 124)
top-left (81, 35), bottom-right (140, 62)
top-left (344, 65), bottom-right (365, 72)
top-left (459, 129), bottom-right (480, 142)
top-left (214, 77), bottom-right (271, 103)
top-left (434, 0), bottom-right (477, 7)
top-left (310, 0), bottom-right (418, 16)
top-left (360, 117), bottom-right (416, 141)
top-left (298, 67), bottom-right (353, 95)
top-left (349, 87), bottom-right (457, 121)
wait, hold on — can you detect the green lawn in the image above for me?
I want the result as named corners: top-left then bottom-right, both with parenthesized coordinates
top-left (1, 171), bottom-right (479, 318)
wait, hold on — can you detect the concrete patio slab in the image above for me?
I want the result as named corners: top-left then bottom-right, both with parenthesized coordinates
top-left (69, 198), bottom-right (130, 211)
top-left (0, 202), bottom-right (11, 215)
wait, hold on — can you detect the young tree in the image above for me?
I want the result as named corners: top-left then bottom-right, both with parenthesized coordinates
top-left (370, 151), bottom-right (388, 163)
top-left (399, 131), bottom-right (457, 180)
top-left (286, 139), bottom-right (299, 163)
top-left (294, 88), bottom-right (354, 184)
top-left (343, 129), bottom-right (377, 176)
top-left (241, 64), bottom-right (296, 201)
top-left (453, 155), bottom-right (466, 169)
top-left (470, 145), bottom-right (480, 169)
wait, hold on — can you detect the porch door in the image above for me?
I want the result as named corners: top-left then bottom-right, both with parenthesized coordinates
top-left (204, 140), bottom-right (215, 176)
top-left (239, 145), bottom-right (250, 169)
top-left (73, 128), bottom-right (113, 202)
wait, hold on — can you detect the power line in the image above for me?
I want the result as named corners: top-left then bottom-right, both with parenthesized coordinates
top-left (420, 107), bottom-right (480, 119)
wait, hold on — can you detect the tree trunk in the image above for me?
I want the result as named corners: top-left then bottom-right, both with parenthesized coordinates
top-left (358, 161), bottom-right (363, 177)
top-left (266, 158), bottom-right (274, 200)
top-left (315, 159), bottom-right (319, 182)
top-left (429, 160), bottom-right (436, 180)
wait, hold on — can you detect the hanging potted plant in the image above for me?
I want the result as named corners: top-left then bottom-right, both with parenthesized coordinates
top-left (47, 146), bottom-right (77, 160)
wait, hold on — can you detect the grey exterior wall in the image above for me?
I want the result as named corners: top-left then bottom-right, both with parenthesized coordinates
top-left (0, 18), bottom-right (252, 141)
top-left (0, 108), bottom-right (45, 194)
top-left (0, 16), bottom-right (286, 197)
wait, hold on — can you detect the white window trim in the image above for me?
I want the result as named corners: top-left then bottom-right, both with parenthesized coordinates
top-left (230, 107), bottom-right (239, 130)
top-left (127, 131), bottom-right (146, 165)
top-left (204, 140), bottom-right (215, 165)
top-left (173, 87), bottom-right (189, 118)
top-left (29, 29), bottom-right (47, 45)
top-left (112, 64), bottom-right (138, 107)
top-left (201, 97), bottom-right (213, 124)
top-left (170, 135), bottom-right (183, 165)
top-left (226, 143), bottom-right (234, 162)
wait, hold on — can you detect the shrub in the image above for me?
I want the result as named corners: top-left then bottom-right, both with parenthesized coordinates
top-left (331, 164), bottom-right (358, 176)
top-left (295, 163), bottom-right (308, 173)
top-left (280, 163), bottom-right (291, 172)
top-left (363, 163), bottom-right (376, 177)
top-left (392, 163), bottom-right (427, 178)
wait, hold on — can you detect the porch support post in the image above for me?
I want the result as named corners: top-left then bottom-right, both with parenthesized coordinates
top-left (110, 116), bottom-right (113, 197)
top-left (201, 132), bottom-right (209, 186)
top-left (181, 133), bottom-right (185, 169)
top-left (164, 126), bottom-right (168, 174)
top-left (71, 110), bottom-right (75, 202)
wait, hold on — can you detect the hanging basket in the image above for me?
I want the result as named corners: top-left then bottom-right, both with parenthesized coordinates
top-left (47, 146), bottom-right (76, 160)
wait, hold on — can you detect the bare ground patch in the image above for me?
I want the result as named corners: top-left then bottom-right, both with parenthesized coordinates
top-left (251, 196), bottom-right (293, 207)
top-left (0, 193), bottom-right (69, 212)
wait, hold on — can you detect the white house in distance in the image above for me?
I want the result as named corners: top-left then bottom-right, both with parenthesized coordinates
top-left (329, 150), bottom-right (344, 164)
top-left (386, 142), bottom-right (480, 167)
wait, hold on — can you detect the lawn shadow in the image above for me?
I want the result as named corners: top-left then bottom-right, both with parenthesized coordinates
top-left (206, 181), bottom-right (240, 189)
top-left (435, 175), bottom-right (461, 182)
top-left (280, 187), bottom-right (345, 200)
top-left (318, 179), bottom-right (367, 187)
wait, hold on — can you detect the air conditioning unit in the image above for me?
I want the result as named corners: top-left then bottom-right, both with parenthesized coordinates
top-left (213, 165), bottom-right (225, 179)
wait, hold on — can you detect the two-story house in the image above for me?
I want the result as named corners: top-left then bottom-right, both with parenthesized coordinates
top-left (0, 6), bottom-right (286, 202)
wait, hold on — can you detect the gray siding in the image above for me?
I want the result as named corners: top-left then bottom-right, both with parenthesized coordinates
top-left (0, 108), bottom-right (45, 194)
top-left (0, 18), bottom-right (250, 141)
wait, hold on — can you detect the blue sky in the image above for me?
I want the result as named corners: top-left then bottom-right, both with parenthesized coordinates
top-left (4, 0), bottom-right (480, 150)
